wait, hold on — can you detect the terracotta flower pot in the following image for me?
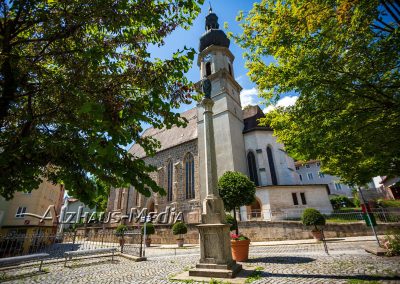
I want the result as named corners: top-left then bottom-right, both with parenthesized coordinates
top-left (145, 238), bottom-right (152, 247)
top-left (177, 238), bottom-right (184, 247)
top-left (311, 229), bottom-right (323, 241)
top-left (231, 239), bottom-right (250, 262)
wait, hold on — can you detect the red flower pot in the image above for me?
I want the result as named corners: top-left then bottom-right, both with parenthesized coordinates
top-left (231, 239), bottom-right (250, 262)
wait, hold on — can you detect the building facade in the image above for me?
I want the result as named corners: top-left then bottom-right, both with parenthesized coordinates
top-left (107, 9), bottom-right (333, 224)
top-left (0, 180), bottom-right (65, 237)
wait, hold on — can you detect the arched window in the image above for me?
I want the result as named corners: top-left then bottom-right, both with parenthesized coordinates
top-left (185, 153), bottom-right (195, 199)
top-left (167, 160), bottom-right (173, 202)
top-left (228, 64), bottom-right (232, 76)
top-left (247, 152), bottom-right (259, 186)
top-left (267, 146), bottom-right (278, 185)
top-left (205, 62), bottom-right (211, 76)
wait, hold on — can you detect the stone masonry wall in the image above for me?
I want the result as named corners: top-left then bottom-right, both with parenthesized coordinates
top-left (94, 222), bottom-right (400, 244)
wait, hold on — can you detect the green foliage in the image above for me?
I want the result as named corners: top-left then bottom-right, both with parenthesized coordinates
top-left (172, 221), bottom-right (188, 235)
top-left (301, 208), bottom-right (326, 230)
top-left (0, 0), bottom-right (204, 203)
top-left (115, 224), bottom-right (127, 236)
top-left (218, 171), bottom-right (256, 212)
top-left (234, 0), bottom-right (400, 185)
top-left (352, 190), bottom-right (361, 207)
top-left (330, 195), bottom-right (355, 210)
top-left (384, 230), bottom-right (400, 256)
top-left (376, 199), bottom-right (400, 208)
top-left (225, 213), bottom-right (238, 232)
top-left (141, 222), bottom-right (155, 235)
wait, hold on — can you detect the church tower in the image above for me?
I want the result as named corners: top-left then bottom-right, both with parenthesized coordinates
top-left (197, 7), bottom-right (247, 198)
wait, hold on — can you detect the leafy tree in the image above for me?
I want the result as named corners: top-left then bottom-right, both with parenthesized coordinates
top-left (0, 0), bottom-right (203, 203)
top-left (329, 195), bottom-right (355, 210)
top-left (218, 171), bottom-right (256, 235)
top-left (234, 0), bottom-right (400, 185)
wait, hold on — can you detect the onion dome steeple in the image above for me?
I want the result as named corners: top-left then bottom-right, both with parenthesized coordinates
top-left (199, 7), bottom-right (230, 52)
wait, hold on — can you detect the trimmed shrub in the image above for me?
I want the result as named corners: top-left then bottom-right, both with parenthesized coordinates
top-left (172, 222), bottom-right (188, 236)
top-left (301, 208), bottom-right (326, 230)
top-left (377, 199), bottom-right (400, 208)
top-left (218, 171), bottom-right (256, 235)
top-left (115, 224), bottom-right (127, 236)
top-left (141, 222), bottom-right (155, 235)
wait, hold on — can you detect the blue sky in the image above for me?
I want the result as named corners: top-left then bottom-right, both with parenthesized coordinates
top-left (148, 0), bottom-right (298, 115)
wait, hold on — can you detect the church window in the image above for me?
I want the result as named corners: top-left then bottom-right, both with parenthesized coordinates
top-left (299, 174), bottom-right (303, 181)
top-left (291, 193), bottom-right (299, 205)
top-left (334, 183), bottom-right (342, 190)
top-left (185, 153), bottom-right (195, 199)
top-left (305, 164), bottom-right (310, 168)
top-left (266, 146), bottom-right (278, 185)
top-left (228, 63), bottom-right (232, 76)
top-left (318, 172), bottom-right (325, 178)
top-left (300, 192), bottom-right (307, 205)
top-left (117, 189), bottom-right (123, 209)
top-left (167, 161), bottom-right (173, 202)
top-left (135, 190), bottom-right (140, 207)
top-left (247, 152), bottom-right (259, 186)
top-left (307, 173), bottom-right (313, 180)
top-left (205, 62), bottom-right (212, 76)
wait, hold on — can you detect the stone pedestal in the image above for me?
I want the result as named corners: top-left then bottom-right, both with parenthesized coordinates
top-left (188, 96), bottom-right (242, 278)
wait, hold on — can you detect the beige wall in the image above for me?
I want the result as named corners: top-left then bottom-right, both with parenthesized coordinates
top-left (1, 180), bottom-right (64, 232)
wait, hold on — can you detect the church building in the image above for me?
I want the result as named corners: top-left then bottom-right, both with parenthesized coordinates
top-left (107, 9), bottom-right (333, 224)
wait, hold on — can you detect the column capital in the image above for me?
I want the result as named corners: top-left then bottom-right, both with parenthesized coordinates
top-left (201, 97), bottom-right (214, 111)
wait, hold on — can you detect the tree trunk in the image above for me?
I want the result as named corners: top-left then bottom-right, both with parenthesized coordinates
top-left (233, 207), bottom-right (239, 235)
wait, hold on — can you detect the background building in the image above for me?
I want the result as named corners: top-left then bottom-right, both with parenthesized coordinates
top-left (0, 180), bottom-right (64, 236)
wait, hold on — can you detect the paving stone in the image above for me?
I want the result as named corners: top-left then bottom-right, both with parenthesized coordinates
top-left (1, 240), bottom-right (399, 283)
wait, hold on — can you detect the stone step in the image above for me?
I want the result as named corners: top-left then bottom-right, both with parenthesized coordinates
top-left (189, 263), bottom-right (242, 278)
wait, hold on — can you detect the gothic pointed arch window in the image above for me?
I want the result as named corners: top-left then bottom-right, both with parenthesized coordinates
top-left (267, 146), bottom-right (278, 185)
top-left (185, 153), bottom-right (195, 199)
top-left (167, 160), bottom-right (173, 202)
top-left (247, 151), bottom-right (259, 186)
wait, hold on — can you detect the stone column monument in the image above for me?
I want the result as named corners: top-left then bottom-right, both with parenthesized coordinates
top-left (189, 78), bottom-right (242, 278)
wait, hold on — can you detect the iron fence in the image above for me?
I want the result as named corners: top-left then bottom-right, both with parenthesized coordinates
top-left (275, 207), bottom-right (400, 223)
top-left (0, 229), bottom-right (143, 259)
top-left (245, 208), bottom-right (400, 223)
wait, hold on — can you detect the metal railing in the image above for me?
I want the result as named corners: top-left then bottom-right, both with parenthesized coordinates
top-left (268, 207), bottom-right (400, 223)
top-left (0, 229), bottom-right (143, 259)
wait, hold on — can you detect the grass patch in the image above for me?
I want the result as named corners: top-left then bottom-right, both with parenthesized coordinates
top-left (245, 266), bottom-right (264, 283)
top-left (326, 218), bottom-right (363, 223)
top-left (347, 280), bottom-right (379, 284)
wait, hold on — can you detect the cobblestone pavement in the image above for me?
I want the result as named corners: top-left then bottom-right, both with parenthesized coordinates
top-left (1, 240), bottom-right (400, 284)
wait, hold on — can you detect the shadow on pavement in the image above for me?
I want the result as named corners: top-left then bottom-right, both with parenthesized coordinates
top-left (248, 256), bottom-right (316, 264)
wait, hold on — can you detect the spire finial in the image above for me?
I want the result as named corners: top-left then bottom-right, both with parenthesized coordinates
top-left (208, 2), bottom-right (212, 14)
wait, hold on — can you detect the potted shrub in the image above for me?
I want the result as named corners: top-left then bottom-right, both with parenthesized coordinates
top-left (172, 222), bottom-right (188, 247)
top-left (218, 171), bottom-right (256, 262)
top-left (141, 222), bottom-right (155, 247)
top-left (115, 224), bottom-right (127, 246)
top-left (301, 208), bottom-right (326, 241)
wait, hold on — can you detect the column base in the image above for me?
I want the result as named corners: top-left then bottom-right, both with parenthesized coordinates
top-left (189, 262), bottom-right (242, 278)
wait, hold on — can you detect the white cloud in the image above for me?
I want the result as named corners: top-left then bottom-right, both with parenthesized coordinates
top-left (235, 75), bottom-right (245, 85)
top-left (240, 87), bottom-right (259, 107)
top-left (263, 96), bottom-right (298, 113)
